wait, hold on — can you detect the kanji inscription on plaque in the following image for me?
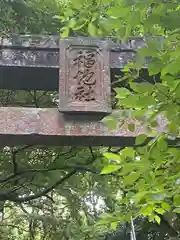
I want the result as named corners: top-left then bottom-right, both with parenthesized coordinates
top-left (59, 38), bottom-right (111, 114)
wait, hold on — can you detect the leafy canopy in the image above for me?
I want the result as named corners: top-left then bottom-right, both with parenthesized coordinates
top-left (57, 0), bottom-right (180, 228)
top-left (0, 0), bottom-right (179, 239)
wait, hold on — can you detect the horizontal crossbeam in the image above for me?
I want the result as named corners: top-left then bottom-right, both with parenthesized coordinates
top-left (0, 35), bottom-right (149, 91)
top-left (0, 107), bottom-right (169, 147)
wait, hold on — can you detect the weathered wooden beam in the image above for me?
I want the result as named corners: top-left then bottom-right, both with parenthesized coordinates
top-left (0, 107), bottom-right (168, 147)
top-left (0, 35), bottom-right (148, 91)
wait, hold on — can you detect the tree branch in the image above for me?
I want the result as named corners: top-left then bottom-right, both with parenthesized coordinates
top-left (0, 147), bottom-right (77, 184)
top-left (0, 165), bottom-right (98, 184)
top-left (0, 224), bottom-right (29, 233)
top-left (13, 145), bottom-right (34, 154)
top-left (45, 194), bottom-right (55, 203)
top-left (10, 145), bottom-right (33, 176)
top-left (11, 150), bottom-right (18, 174)
top-left (6, 170), bottom-right (76, 203)
top-left (89, 146), bottom-right (96, 163)
top-left (0, 147), bottom-right (99, 203)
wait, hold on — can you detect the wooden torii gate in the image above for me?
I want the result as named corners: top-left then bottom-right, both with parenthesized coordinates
top-left (0, 35), bottom-right (165, 147)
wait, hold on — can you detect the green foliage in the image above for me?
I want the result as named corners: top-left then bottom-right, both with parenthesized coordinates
top-left (0, 0), bottom-right (64, 34)
top-left (56, 0), bottom-right (180, 234)
top-left (0, 0), bottom-right (180, 239)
